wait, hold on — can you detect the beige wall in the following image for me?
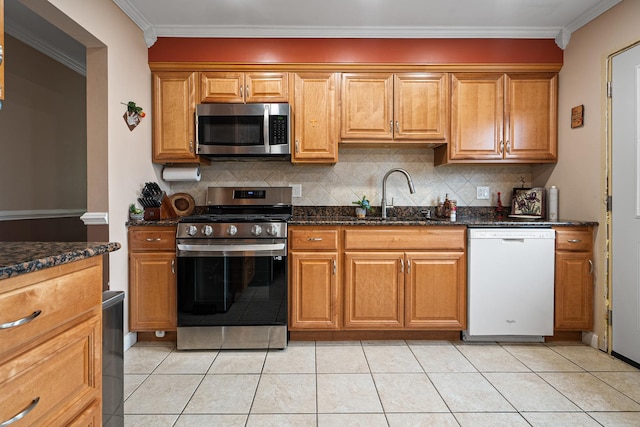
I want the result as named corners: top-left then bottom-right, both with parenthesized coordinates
top-left (26, 0), bottom-right (161, 337)
top-left (533, 0), bottom-right (640, 350)
top-left (0, 34), bottom-right (86, 212)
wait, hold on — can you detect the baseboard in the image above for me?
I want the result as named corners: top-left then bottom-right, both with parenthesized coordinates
top-left (582, 331), bottom-right (599, 349)
top-left (124, 331), bottom-right (138, 351)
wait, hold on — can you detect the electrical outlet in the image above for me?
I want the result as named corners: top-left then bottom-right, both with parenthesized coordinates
top-left (477, 186), bottom-right (490, 200)
top-left (291, 184), bottom-right (302, 198)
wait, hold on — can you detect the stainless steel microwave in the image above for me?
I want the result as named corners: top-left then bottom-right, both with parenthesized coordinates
top-left (196, 103), bottom-right (290, 159)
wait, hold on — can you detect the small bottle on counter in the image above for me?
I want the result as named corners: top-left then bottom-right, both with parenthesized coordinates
top-left (548, 186), bottom-right (559, 220)
top-left (496, 192), bottom-right (504, 219)
top-left (443, 194), bottom-right (451, 217)
top-left (449, 200), bottom-right (457, 221)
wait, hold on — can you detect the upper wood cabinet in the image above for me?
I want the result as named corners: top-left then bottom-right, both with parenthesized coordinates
top-left (340, 73), bottom-right (449, 144)
top-left (200, 72), bottom-right (289, 103)
top-left (0, 0), bottom-right (4, 101)
top-left (292, 72), bottom-right (339, 163)
top-left (152, 71), bottom-right (200, 164)
top-left (436, 72), bottom-right (557, 164)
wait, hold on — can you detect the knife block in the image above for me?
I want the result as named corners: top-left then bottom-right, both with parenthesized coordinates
top-left (143, 207), bottom-right (160, 220)
top-left (160, 195), bottom-right (177, 219)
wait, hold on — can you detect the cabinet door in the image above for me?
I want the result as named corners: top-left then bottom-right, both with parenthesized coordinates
top-left (555, 251), bottom-right (593, 330)
top-left (199, 72), bottom-right (244, 103)
top-left (405, 252), bottom-right (466, 330)
top-left (152, 71), bottom-right (197, 163)
top-left (394, 73), bottom-right (449, 141)
top-left (505, 73), bottom-right (557, 162)
top-left (292, 72), bottom-right (339, 163)
top-left (289, 252), bottom-right (339, 330)
top-left (341, 73), bottom-right (394, 141)
top-left (129, 252), bottom-right (177, 331)
top-left (245, 72), bottom-right (289, 103)
top-left (449, 73), bottom-right (504, 160)
top-left (344, 252), bottom-right (403, 329)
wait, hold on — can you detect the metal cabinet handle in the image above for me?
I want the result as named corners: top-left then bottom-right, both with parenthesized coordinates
top-left (295, 140), bottom-right (299, 153)
top-left (171, 259), bottom-right (175, 274)
top-left (567, 239), bottom-right (582, 243)
top-left (307, 237), bottom-right (323, 241)
top-left (189, 140), bottom-right (194, 153)
top-left (389, 120), bottom-right (393, 133)
top-left (395, 121), bottom-right (399, 133)
top-left (588, 259), bottom-right (594, 274)
top-left (240, 85), bottom-right (243, 98)
top-left (146, 237), bottom-right (162, 242)
top-left (499, 141), bottom-right (504, 154)
top-left (0, 44), bottom-right (3, 66)
top-left (0, 397), bottom-right (40, 426)
top-left (506, 141), bottom-right (511, 153)
top-left (407, 259), bottom-right (411, 274)
top-left (0, 310), bottom-right (42, 330)
top-left (333, 259), bottom-right (337, 275)
top-left (400, 259), bottom-right (404, 273)
top-left (246, 85), bottom-right (249, 98)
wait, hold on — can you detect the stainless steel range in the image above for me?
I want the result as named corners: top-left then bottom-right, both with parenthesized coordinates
top-left (176, 187), bottom-right (292, 350)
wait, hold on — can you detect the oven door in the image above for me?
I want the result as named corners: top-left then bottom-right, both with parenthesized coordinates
top-left (176, 239), bottom-right (287, 328)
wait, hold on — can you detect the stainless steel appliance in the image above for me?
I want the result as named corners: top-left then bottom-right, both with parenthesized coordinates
top-left (176, 187), bottom-right (292, 350)
top-left (464, 228), bottom-right (556, 342)
top-left (196, 103), bottom-right (290, 159)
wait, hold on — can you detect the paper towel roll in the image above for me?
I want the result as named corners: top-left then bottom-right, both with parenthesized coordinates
top-left (162, 166), bottom-right (201, 182)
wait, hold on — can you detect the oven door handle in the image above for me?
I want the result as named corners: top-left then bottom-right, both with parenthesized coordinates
top-left (177, 243), bottom-right (286, 253)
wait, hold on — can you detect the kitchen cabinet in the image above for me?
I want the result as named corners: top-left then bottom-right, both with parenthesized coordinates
top-left (0, 0), bottom-right (4, 102)
top-left (200, 71), bottom-right (288, 103)
top-left (554, 226), bottom-right (594, 330)
top-left (343, 227), bottom-right (466, 330)
top-left (152, 71), bottom-right (200, 164)
top-left (435, 72), bottom-right (557, 164)
top-left (340, 72), bottom-right (449, 144)
top-left (128, 226), bottom-right (177, 332)
top-left (289, 227), bottom-right (340, 330)
top-left (292, 72), bottom-right (339, 163)
top-left (0, 256), bottom-right (103, 426)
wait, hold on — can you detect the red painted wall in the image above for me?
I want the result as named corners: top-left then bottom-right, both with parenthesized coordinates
top-left (148, 38), bottom-right (563, 64)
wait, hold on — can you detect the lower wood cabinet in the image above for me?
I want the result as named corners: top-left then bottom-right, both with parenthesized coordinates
top-left (553, 226), bottom-right (594, 331)
top-left (0, 257), bottom-right (103, 426)
top-left (128, 226), bottom-right (177, 332)
top-left (289, 225), bottom-right (467, 332)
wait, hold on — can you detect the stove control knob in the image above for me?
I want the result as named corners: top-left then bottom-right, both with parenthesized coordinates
top-left (227, 225), bottom-right (238, 236)
top-left (266, 224), bottom-right (280, 236)
top-left (202, 225), bottom-right (214, 236)
top-left (251, 224), bottom-right (263, 236)
top-left (187, 225), bottom-right (198, 236)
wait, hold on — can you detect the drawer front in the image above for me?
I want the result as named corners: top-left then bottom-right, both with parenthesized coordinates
top-left (344, 227), bottom-right (466, 251)
top-left (290, 228), bottom-right (339, 250)
top-left (129, 226), bottom-right (176, 251)
top-left (555, 228), bottom-right (592, 252)
top-left (0, 317), bottom-right (100, 427)
top-left (0, 260), bottom-right (101, 359)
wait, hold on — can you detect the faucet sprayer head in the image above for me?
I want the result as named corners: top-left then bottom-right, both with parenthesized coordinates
top-left (408, 180), bottom-right (416, 194)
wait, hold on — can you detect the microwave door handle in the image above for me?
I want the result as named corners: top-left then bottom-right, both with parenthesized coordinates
top-left (264, 104), bottom-right (270, 153)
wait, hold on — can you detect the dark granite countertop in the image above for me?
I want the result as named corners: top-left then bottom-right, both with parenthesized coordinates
top-left (0, 242), bottom-right (121, 280)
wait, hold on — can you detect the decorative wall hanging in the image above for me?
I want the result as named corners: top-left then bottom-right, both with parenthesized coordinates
top-left (571, 104), bottom-right (584, 128)
top-left (122, 101), bottom-right (146, 131)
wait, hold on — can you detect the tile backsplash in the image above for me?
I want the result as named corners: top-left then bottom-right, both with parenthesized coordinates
top-left (168, 147), bottom-right (532, 207)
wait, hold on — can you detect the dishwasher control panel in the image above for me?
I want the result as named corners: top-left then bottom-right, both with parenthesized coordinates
top-left (468, 228), bottom-right (555, 240)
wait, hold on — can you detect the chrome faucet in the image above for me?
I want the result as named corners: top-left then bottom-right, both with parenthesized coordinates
top-left (381, 168), bottom-right (416, 218)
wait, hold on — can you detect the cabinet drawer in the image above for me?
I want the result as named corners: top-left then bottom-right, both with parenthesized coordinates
top-left (555, 228), bottom-right (592, 252)
top-left (129, 227), bottom-right (176, 250)
top-left (0, 259), bottom-right (101, 360)
top-left (290, 228), bottom-right (339, 250)
top-left (344, 227), bottom-right (465, 251)
top-left (0, 317), bottom-right (100, 427)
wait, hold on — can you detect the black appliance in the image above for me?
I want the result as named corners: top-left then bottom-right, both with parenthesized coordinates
top-left (176, 187), bottom-right (292, 350)
top-left (102, 291), bottom-right (124, 427)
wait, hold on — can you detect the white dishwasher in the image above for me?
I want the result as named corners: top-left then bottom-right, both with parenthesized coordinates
top-left (464, 228), bottom-right (556, 342)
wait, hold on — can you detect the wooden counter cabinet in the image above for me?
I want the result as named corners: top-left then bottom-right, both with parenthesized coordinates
top-left (288, 227), bottom-right (340, 330)
top-left (553, 226), bottom-right (594, 330)
top-left (343, 226), bottom-right (466, 330)
top-left (128, 226), bottom-right (177, 332)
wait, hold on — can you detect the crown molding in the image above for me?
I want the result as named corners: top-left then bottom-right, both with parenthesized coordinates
top-left (151, 24), bottom-right (562, 40)
top-left (565, 0), bottom-right (622, 34)
top-left (112, 0), bottom-right (157, 46)
top-left (5, 21), bottom-right (86, 75)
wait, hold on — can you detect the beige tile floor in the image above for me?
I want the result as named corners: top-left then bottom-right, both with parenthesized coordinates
top-left (124, 340), bottom-right (640, 426)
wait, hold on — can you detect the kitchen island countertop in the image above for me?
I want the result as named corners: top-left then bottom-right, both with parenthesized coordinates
top-left (0, 241), bottom-right (121, 280)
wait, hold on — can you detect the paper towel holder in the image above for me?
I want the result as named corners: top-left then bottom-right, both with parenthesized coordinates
top-left (162, 165), bottom-right (201, 182)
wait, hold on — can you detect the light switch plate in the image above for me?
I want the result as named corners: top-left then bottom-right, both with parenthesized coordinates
top-left (291, 184), bottom-right (302, 198)
top-left (477, 186), bottom-right (490, 200)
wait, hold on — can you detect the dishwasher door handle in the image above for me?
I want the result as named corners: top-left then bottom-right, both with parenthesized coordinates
top-left (501, 238), bottom-right (525, 243)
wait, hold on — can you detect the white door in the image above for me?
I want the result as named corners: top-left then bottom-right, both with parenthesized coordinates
top-left (612, 43), bottom-right (640, 366)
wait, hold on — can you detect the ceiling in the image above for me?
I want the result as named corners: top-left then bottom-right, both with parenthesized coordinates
top-left (3, 0), bottom-right (624, 75)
